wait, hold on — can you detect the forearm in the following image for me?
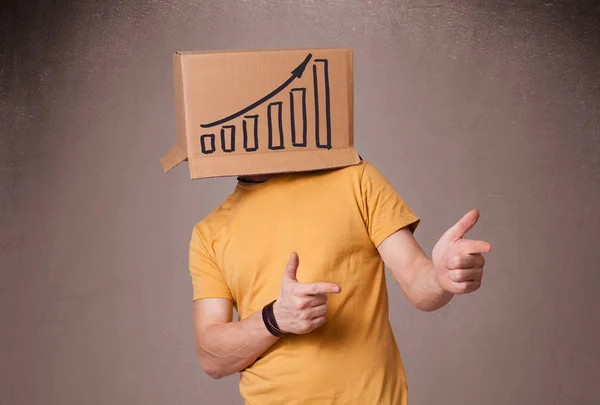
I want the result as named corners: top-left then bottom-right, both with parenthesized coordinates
top-left (405, 258), bottom-right (454, 312)
top-left (197, 309), bottom-right (279, 379)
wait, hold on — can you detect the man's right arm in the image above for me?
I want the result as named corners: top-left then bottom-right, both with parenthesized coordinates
top-left (193, 252), bottom-right (340, 379)
top-left (193, 298), bottom-right (279, 379)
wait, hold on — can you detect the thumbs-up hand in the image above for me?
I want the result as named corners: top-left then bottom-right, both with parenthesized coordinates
top-left (272, 252), bottom-right (341, 334)
top-left (432, 209), bottom-right (492, 295)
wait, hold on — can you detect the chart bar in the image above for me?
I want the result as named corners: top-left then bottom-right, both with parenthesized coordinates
top-left (200, 134), bottom-right (216, 154)
top-left (268, 102), bottom-right (285, 150)
top-left (290, 88), bottom-right (307, 147)
top-left (220, 125), bottom-right (236, 153)
top-left (243, 115), bottom-right (259, 152)
top-left (313, 59), bottom-right (332, 149)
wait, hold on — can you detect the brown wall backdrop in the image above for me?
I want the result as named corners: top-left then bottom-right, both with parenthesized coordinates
top-left (2, 1), bottom-right (599, 404)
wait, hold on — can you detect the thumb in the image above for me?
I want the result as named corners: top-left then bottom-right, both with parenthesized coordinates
top-left (282, 252), bottom-right (299, 282)
top-left (442, 209), bottom-right (480, 242)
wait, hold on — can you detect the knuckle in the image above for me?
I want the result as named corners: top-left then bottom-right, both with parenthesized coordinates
top-left (311, 284), bottom-right (319, 294)
top-left (452, 255), bottom-right (462, 269)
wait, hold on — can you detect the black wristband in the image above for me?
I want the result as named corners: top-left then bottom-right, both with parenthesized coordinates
top-left (262, 300), bottom-right (285, 337)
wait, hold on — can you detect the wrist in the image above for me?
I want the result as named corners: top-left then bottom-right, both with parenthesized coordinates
top-left (272, 299), bottom-right (281, 319)
top-left (272, 300), bottom-right (287, 334)
top-left (262, 300), bottom-right (286, 337)
top-left (430, 261), bottom-right (453, 297)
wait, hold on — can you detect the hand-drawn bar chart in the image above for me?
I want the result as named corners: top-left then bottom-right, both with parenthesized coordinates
top-left (199, 53), bottom-right (332, 154)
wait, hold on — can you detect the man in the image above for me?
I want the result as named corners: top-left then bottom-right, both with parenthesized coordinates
top-left (189, 160), bottom-right (491, 404)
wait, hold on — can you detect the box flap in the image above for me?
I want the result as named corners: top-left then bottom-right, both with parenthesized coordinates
top-left (160, 143), bottom-right (187, 173)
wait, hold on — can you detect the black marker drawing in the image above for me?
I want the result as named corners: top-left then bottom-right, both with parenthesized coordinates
top-left (290, 88), bottom-right (307, 147)
top-left (313, 59), bottom-right (332, 150)
top-left (268, 102), bottom-right (285, 150)
top-left (199, 52), bottom-right (332, 154)
top-left (220, 125), bottom-right (235, 152)
top-left (201, 53), bottom-right (313, 129)
top-left (200, 134), bottom-right (216, 154)
top-left (242, 115), bottom-right (259, 152)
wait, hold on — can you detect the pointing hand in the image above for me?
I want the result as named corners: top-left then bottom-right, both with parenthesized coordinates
top-left (272, 252), bottom-right (341, 334)
top-left (432, 209), bottom-right (492, 295)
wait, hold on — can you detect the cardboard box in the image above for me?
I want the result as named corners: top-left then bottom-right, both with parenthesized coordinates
top-left (160, 48), bottom-right (360, 179)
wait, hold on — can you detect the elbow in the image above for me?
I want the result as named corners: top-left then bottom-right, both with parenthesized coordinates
top-left (408, 296), bottom-right (433, 312)
top-left (197, 353), bottom-right (236, 380)
top-left (196, 339), bottom-right (225, 379)
top-left (414, 302), bottom-right (440, 312)
top-left (205, 368), bottom-right (227, 380)
top-left (400, 288), bottom-right (440, 312)
top-left (400, 280), bottom-right (453, 312)
top-left (198, 358), bottom-right (228, 380)
top-left (410, 295), bottom-right (453, 312)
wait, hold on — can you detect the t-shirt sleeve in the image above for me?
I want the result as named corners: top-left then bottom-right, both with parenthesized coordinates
top-left (189, 225), bottom-right (233, 302)
top-left (360, 162), bottom-right (421, 247)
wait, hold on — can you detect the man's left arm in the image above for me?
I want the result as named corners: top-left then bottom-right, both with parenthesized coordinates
top-left (377, 209), bottom-right (492, 312)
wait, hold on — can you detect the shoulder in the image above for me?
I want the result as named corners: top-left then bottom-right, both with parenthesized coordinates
top-left (285, 160), bottom-right (390, 196)
top-left (326, 160), bottom-right (390, 188)
top-left (332, 160), bottom-right (386, 177)
top-left (191, 189), bottom-right (244, 246)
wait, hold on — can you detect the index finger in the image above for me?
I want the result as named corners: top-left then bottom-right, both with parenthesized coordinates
top-left (457, 238), bottom-right (492, 254)
top-left (294, 282), bottom-right (341, 296)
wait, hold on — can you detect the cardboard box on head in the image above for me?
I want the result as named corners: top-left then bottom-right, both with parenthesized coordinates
top-left (160, 48), bottom-right (361, 179)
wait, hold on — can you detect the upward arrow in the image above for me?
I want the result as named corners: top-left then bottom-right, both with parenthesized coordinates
top-left (200, 53), bottom-right (313, 128)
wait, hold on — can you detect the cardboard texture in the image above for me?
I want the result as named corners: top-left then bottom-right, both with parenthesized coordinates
top-left (160, 48), bottom-right (360, 179)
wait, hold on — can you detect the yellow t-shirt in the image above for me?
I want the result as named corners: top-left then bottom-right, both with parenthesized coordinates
top-left (189, 161), bottom-right (420, 405)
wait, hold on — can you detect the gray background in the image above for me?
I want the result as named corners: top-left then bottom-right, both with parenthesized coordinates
top-left (1, 0), bottom-right (599, 404)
